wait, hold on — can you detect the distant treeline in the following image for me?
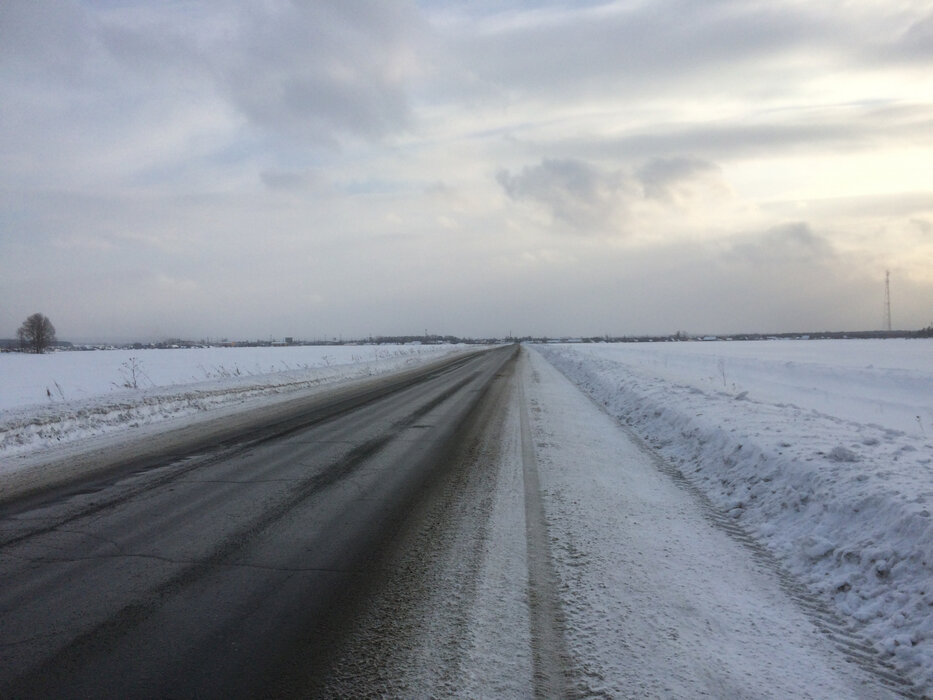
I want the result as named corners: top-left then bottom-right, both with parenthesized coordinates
top-left (518, 327), bottom-right (933, 344)
top-left (0, 339), bottom-right (73, 351)
top-left (0, 334), bottom-right (500, 351)
top-left (3, 327), bottom-right (932, 351)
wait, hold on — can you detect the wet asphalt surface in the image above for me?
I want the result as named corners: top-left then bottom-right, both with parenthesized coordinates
top-left (0, 345), bottom-right (515, 698)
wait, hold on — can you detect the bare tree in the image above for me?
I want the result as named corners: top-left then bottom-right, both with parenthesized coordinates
top-left (17, 313), bottom-right (56, 354)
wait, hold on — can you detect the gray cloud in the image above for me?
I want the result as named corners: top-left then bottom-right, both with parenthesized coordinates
top-left (442, 0), bottom-right (822, 100)
top-left (216, 2), bottom-right (422, 145)
top-left (0, 0), bottom-right (422, 176)
top-left (498, 155), bottom-right (727, 231)
top-left (442, 1), bottom-right (933, 105)
top-left (259, 169), bottom-right (330, 193)
top-left (875, 11), bottom-right (933, 63)
top-left (727, 223), bottom-right (836, 266)
top-left (497, 158), bottom-right (633, 231)
top-left (511, 100), bottom-right (933, 166)
top-left (636, 157), bottom-right (725, 204)
top-left (0, 2), bottom-right (97, 79)
top-left (2, 1), bottom-right (933, 340)
top-left (440, 2), bottom-right (933, 168)
top-left (911, 218), bottom-right (933, 236)
top-left (902, 13), bottom-right (933, 56)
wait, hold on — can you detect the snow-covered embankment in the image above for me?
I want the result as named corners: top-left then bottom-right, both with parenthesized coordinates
top-left (0, 345), bottom-right (473, 467)
top-left (536, 340), bottom-right (933, 693)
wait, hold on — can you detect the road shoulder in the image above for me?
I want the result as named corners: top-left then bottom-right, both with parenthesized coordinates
top-left (524, 345), bottom-right (903, 698)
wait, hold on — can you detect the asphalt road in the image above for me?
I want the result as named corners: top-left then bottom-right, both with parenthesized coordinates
top-left (0, 344), bottom-right (517, 698)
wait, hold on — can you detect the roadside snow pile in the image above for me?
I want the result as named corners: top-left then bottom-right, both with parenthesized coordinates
top-left (536, 340), bottom-right (933, 692)
top-left (0, 345), bottom-right (471, 463)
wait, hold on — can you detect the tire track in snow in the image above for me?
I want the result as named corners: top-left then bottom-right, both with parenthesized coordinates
top-left (518, 356), bottom-right (573, 698)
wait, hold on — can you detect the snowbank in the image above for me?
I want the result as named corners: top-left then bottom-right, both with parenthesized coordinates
top-left (0, 345), bottom-right (473, 464)
top-left (537, 340), bottom-right (933, 693)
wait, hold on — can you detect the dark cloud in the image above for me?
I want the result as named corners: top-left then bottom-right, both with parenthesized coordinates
top-left (497, 158), bottom-right (633, 230)
top-left (443, 0), bottom-right (822, 99)
top-left (497, 155), bottom-right (728, 231)
top-left (636, 157), bottom-right (724, 203)
top-left (259, 169), bottom-right (328, 193)
top-left (0, 0), bottom-right (422, 169)
top-left (727, 223), bottom-right (836, 266)
top-left (217, 2), bottom-right (422, 145)
top-left (441, 1), bottom-right (933, 105)
top-left (518, 102), bottom-right (933, 164)
top-left (876, 11), bottom-right (933, 63)
top-left (902, 13), bottom-right (933, 56)
top-left (0, 2), bottom-right (97, 79)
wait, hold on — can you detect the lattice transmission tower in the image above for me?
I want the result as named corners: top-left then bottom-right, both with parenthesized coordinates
top-left (884, 270), bottom-right (892, 332)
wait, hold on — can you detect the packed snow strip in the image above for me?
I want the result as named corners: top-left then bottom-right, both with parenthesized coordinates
top-left (0, 345), bottom-right (474, 463)
top-left (536, 340), bottom-right (933, 694)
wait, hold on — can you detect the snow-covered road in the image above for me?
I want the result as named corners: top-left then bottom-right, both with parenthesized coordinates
top-left (321, 347), bottom-right (910, 697)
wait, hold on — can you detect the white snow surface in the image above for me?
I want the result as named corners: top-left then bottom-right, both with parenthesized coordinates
top-left (322, 346), bottom-right (900, 697)
top-left (536, 339), bottom-right (933, 694)
top-left (0, 345), bottom-right (473, 465)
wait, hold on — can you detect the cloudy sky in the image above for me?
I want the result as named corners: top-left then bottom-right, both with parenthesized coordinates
top-left (2, 0), bottom-right (932, 341)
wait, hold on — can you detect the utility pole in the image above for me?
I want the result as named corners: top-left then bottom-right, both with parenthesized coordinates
top-left (884, 270), bottom-right (892, 332)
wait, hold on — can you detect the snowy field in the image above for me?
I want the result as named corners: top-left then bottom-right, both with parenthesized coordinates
top-left (537, 339), bottom-right (933, 693)
top-left (0, 344), bottom-right (473, 463)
